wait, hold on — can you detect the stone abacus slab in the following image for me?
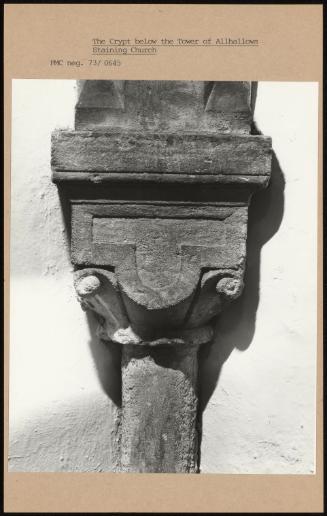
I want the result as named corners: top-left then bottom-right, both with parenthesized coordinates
top-left (51, 132), bottom-right (271, 186)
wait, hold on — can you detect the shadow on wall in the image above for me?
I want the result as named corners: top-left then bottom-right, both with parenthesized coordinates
top-left (56, 192), bottom-right (123, 407)
top-left (198, 149), bottom-right (285, 412)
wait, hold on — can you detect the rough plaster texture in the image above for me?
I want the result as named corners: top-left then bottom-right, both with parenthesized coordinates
top-left (9, 81), bottom-right (317, 473)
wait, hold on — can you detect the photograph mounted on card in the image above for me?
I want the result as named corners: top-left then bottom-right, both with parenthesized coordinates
top-left (10, 79), bottom-right (317, 476)
top-left (4, 3), bottom-right (323, 514)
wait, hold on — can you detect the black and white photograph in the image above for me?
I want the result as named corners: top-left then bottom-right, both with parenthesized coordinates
top-left (9, 79), bottom-right (318, 474)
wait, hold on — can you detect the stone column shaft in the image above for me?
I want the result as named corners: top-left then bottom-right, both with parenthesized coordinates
top-left (121, 344), bottom-right (199, 473)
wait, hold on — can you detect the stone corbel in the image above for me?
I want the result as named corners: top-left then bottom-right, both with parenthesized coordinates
top-left (51, 80), bottom-right (271, 473)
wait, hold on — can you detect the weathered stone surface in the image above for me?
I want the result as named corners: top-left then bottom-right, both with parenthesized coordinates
top-left (74, 265), bottom-right (237, 345)
top-left (52, 170), bottom-right (270, 187)
top-left (74, 268), bottom-right (140, 345)
top-left (51, 132), bottom-right (271, 185)
top-left (205, 81), bottom-right (252, 113)
top-left (120, 343), bottom-right (200, 473)
top-left (76, 80), bottom-right (125, 110)
top-left (75, 80), bottom-right (255, 134)
top-left (71, 202), bottom-right (247, 313)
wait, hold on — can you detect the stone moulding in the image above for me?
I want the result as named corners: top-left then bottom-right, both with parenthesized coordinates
top-left (52, 132), bottom-right (271, 187)
top-left (51, 80), bottom-right (272, 473)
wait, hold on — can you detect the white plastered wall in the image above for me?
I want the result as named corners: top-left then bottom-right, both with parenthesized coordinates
top-left (9, 80), bottom-right (318, 473)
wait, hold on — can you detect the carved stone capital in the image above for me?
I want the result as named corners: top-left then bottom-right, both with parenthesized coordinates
top-left (73, 266), bottom-right (244, 347)
top-left (67, 198), bottom-right (252, 346)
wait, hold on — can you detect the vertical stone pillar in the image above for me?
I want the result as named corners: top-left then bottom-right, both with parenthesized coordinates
top-left (121, 343), bottom-right (199, 473)
top-left (51, 80), bottom-right (272, 473)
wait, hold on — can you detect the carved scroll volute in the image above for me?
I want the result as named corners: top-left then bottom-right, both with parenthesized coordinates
top-left (74, 269), bottom-right (141, 345)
